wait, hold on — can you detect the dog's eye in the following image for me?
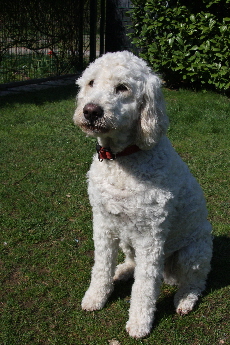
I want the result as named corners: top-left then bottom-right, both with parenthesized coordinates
top-left (89, 80), bottom-right (94, 87)
top-left (115, 84), bottom-right (128, 93)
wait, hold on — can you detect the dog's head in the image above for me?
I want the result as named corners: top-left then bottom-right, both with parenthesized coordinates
top-left (73, 51), bottom-right (168, 151)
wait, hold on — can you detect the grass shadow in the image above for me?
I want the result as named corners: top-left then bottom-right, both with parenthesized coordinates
top-left (111, 279), bottom-right (134, 302)
top-left (207, 235), bottom-right (230, 291)
top-left (0, 84), bottom-right (78, 107)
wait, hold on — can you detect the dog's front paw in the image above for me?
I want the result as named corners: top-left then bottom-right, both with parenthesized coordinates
top-left (81, 286), bottom-right (113, 311)
top-left (126, 315), bottom-right (152, 339)
top-left (81, 291), bottom-right (105, 311)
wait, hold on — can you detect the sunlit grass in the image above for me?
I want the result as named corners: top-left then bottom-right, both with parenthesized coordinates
top-left (0, 86), bottom-right (229, 344)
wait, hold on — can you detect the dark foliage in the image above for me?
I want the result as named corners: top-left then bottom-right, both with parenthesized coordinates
top-left (129, 0), bottom-right (230, 92)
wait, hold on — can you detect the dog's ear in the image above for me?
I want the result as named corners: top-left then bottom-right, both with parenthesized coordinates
top-left (136, 74), bottom-right (169, 150)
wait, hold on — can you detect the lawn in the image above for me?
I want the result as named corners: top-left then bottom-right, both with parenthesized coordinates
top-left (0, 85), bottom-right (229, 345)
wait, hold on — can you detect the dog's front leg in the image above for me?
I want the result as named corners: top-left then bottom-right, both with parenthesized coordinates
top-left (126, 242), bottom-right (164, 338)
top-left (81, 224), bottom-right (119, 311)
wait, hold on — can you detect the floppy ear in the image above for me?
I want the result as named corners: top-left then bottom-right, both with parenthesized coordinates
top-left (136, 73), bottom-right (169, 150)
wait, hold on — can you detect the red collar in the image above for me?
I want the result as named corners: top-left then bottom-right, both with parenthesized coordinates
top-left (96, 143), bottom-right (141, 161)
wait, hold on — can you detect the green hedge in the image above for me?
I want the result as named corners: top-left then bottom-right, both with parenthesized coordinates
top-left (129, 0), bottom-right (230, 92)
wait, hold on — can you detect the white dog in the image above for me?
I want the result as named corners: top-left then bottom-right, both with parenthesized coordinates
top-left (73, 51), bottom-right (212, 338)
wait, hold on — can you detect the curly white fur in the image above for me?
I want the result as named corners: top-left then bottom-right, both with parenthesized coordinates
top-left (73, 51), bottom-right (212, 339)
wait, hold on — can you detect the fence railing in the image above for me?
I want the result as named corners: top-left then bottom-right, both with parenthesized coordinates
top-left (0, 0), bottom-right (104, 85)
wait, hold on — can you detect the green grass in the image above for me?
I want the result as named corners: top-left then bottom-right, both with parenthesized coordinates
top-left (0, 53), bottom-right (78, 84)
top-left (0, 86), bottom-right (229, 344)
top-left (0, 54), bottom-right (57, 83)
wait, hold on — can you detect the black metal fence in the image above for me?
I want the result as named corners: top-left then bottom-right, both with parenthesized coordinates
top-left (0, 0), bottom-right (135, 85)
top-left (0, 0), bottom-right (105, 84)
top-left (105, 0), bottom-right (135, 53)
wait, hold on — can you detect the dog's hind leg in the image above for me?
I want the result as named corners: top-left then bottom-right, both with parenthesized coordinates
top-left (173, 228), bottom-right (212, 315)
top-left (113, 242), bottom-right (135, 281)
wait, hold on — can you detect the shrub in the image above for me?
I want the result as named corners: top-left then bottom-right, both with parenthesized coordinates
top-left (129, 0), bottom-right (230, 92)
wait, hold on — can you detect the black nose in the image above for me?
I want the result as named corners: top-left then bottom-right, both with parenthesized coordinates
top-left (83, 103), bottom-right (104, 122)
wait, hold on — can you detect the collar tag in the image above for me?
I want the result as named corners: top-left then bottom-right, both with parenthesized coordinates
top-left (96, 144), bottom-right (115, 161)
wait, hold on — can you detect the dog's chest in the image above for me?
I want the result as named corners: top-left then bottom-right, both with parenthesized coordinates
top-left (87, 157), bottom-right (168, 217)
top-left (88, 163), bottom-right (140, 214)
